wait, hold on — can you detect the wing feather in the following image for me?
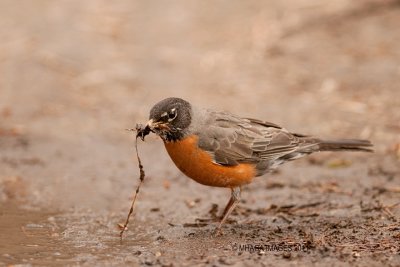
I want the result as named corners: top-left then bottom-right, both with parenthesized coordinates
top-left (196, 111), bottom-right (308, 167)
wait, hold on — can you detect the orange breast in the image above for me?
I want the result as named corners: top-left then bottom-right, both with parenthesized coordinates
top-left (164, 135), bottom-right (256, 188)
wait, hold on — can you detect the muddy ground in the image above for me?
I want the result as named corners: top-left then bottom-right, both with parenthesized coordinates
top-left (1, 0), bottom-right (399, 266)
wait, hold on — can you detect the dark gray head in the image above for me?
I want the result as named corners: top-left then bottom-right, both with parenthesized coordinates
top-left (147, 97), bottom-right (192, 141)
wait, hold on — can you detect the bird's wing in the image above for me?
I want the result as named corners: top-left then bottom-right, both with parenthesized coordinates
top-left (196, 111), bottom-right (305, 166)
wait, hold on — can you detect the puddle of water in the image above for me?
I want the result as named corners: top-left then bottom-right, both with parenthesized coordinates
top-left (0, 202), bottom-right (161, 265)
top-left (0, 202), bottom-right (73, 265)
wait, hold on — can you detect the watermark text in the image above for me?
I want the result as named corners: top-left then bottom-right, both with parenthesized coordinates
top-left (231, 242), bottom-right (308, 253)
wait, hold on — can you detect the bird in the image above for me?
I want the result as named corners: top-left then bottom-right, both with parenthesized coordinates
top-left (140, 97), bottom-right (373, 233)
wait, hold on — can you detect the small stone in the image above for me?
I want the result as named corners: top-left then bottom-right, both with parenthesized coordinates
top-left (282, 252), bottom-right (291, 259)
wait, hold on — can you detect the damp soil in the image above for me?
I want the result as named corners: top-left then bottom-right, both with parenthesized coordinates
top-left (1, 0), bottom-right (400, 266)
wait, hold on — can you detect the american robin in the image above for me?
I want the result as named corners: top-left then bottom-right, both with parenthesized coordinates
top-left (140, 97), bottom-right (373, 232)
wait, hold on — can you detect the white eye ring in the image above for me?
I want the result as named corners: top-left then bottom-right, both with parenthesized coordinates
top-left (168, 108), bottom-right (177, 121)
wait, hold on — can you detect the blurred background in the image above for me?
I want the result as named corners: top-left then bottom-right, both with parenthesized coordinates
top-left (1, 0), bottom-right (399, 265)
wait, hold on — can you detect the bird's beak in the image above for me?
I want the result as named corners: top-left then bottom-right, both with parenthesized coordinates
top-left (146, 119), bottom-right (155, 130)
top-left (146, 118), bottom-right (169, 131)
top-left (146, 119), bottom-right (162, 130)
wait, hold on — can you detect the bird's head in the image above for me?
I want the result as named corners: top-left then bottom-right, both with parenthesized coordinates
top-left (145, 97), bottom-right (192, 142)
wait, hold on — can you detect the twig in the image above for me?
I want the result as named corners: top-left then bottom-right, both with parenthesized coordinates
top-left (361, 200), bottom-right (399, 222)
top-left (119, 124), bottom-right (149, 240)
top-left (292, 201), bottom-right (325, 211)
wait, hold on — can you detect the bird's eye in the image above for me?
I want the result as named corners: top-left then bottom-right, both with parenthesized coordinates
top-left (168, 109), bottom-right (177, 121)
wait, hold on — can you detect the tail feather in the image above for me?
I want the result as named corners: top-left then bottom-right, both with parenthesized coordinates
top-left (317, 139), bottom-right (373, 152)
top-left (277, 138), bottom-right (373, 165)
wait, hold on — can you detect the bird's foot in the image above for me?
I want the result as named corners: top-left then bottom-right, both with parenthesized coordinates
top-left (212, 227), bottom-right (224, 237)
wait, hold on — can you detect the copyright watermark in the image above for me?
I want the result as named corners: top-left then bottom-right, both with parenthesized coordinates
top-left (231, 242), bottom-right (308, 253)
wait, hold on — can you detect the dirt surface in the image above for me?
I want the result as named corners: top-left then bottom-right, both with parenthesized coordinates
top-left (1, 0), bottom-right (400, 266)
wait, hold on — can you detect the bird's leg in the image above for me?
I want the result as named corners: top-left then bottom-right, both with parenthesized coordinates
top-left (220, 195), bottom-right (235, 220)
top-left (214, 187), bottom-right (241, 235)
